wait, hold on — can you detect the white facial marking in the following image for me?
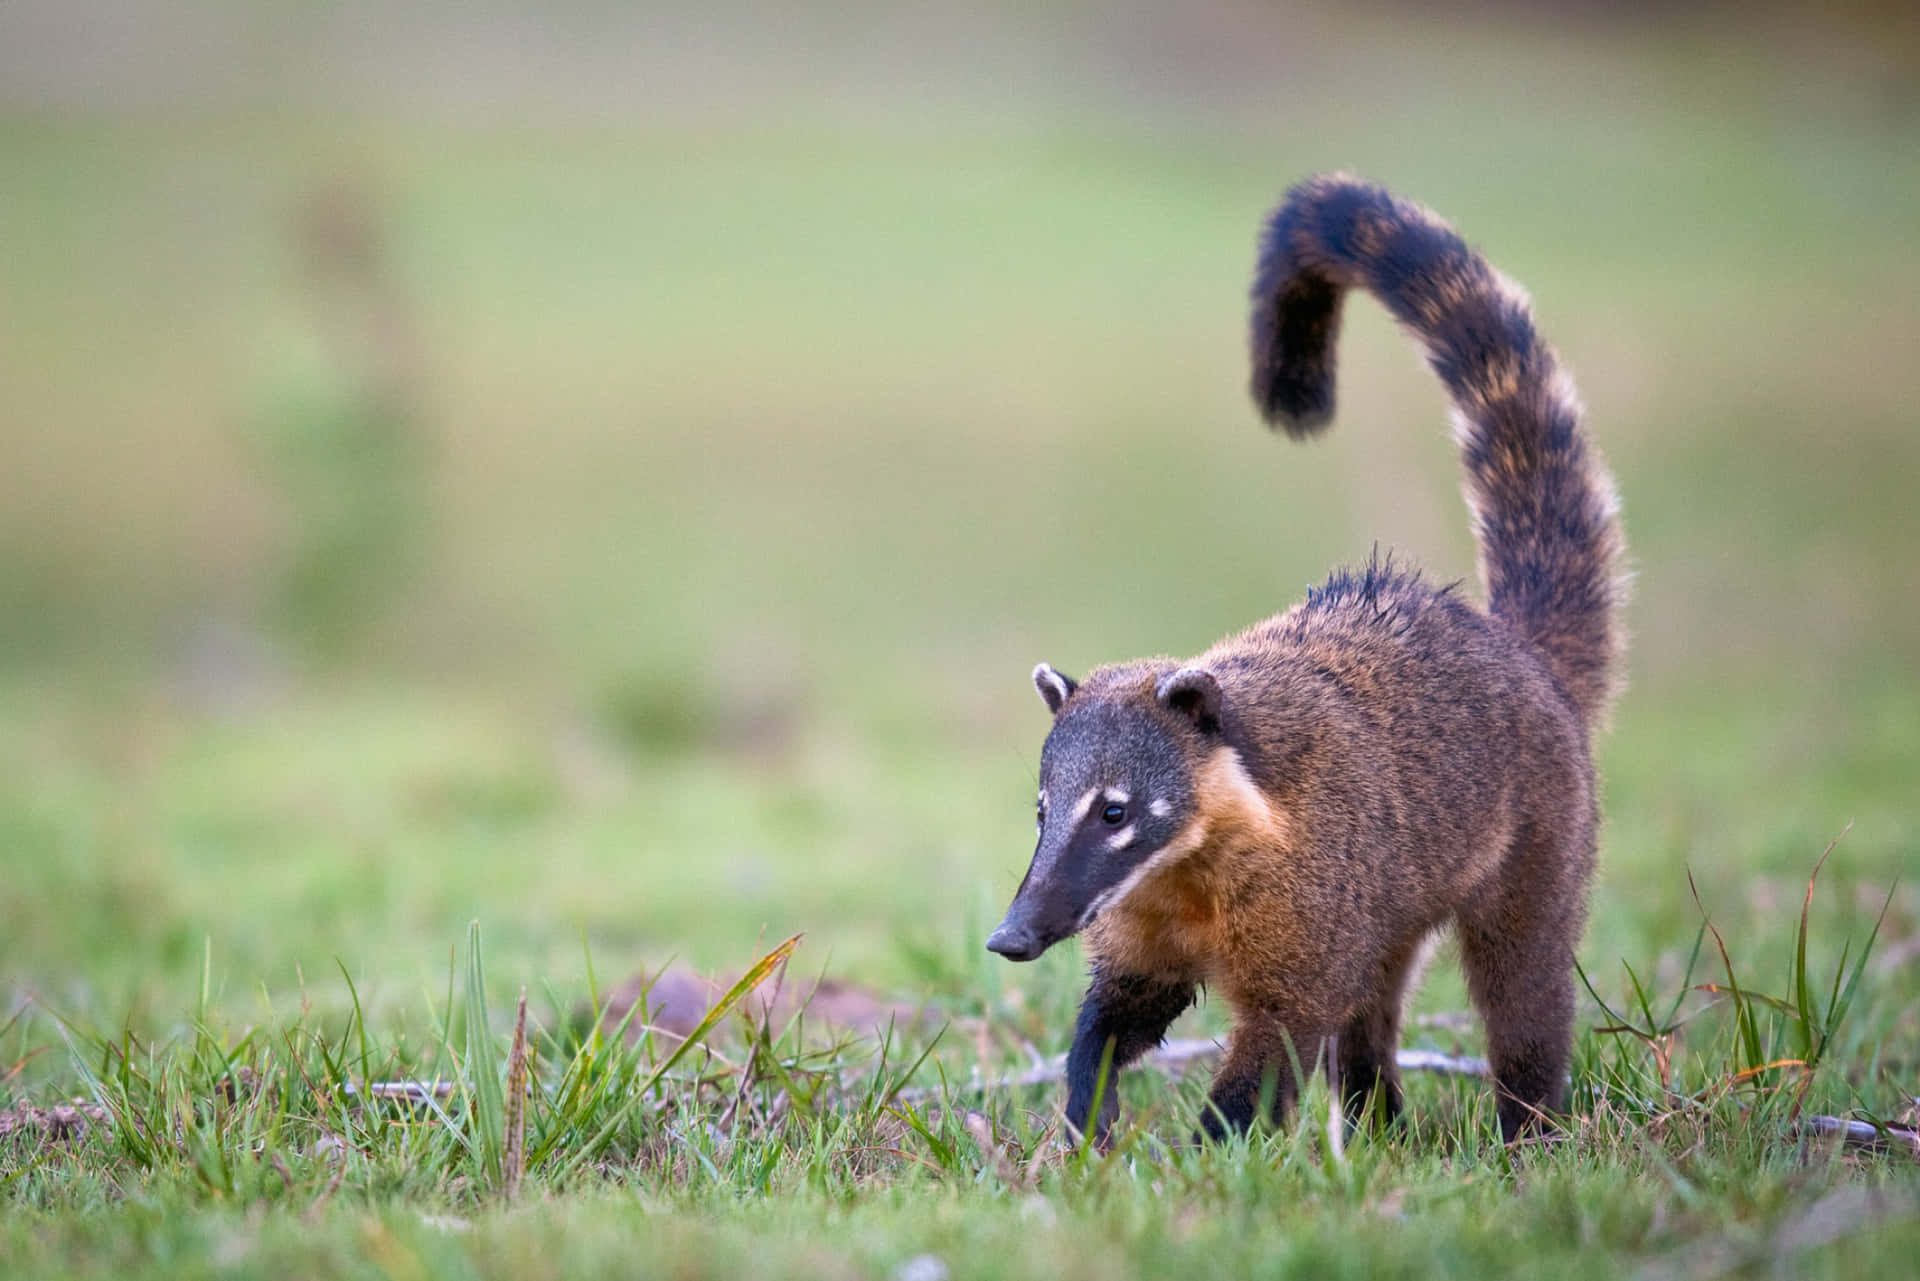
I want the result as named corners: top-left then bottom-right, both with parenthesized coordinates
top-left (1102, 788), bottom-right (1129, 805)
top-left (1077, 748), bottom-right (1288, 930)
top-left (1105, 823), bottom-right (1136, 851)
top-left (1068, 787), bottom-right (1099, 826)
top-left (1076, 814), bottom-right (1210, 929)
top-left (1083, 844), bottom-right (1180, 927)
top-left (1149, 798), bottom-right (1171, 818)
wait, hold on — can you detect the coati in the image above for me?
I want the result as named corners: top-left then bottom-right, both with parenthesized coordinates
top-left (986, 174), bottom-right (1626, 1145)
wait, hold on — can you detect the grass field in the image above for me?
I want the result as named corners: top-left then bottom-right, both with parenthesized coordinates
top-left (4, 4), bottom-right (1920, 1276)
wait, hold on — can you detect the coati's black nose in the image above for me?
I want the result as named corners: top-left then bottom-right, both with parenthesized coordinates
top-left (986, 922), bottom-right (1041, 962)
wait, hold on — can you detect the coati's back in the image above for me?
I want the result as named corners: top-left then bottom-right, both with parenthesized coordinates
top-left (1178, 555), bottom-right (1600, 963)
top-left (990, 174), bottom-right (1625, 1144)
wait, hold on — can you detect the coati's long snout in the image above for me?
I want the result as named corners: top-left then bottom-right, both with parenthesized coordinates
top-left (985, 892), bottom-right (1070, 963)
top-left (988, 776), bottom-right (1087, 962)
top-left (987, 777), bottom-right (1142, 963)
top-left (985, 832), bottom-right (1139, 964)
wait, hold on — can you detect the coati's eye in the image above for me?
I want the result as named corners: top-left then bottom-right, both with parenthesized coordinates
top-left (1036, 800), bottom-right (1044, 831)
top-left (1101, 803), bottom-right (1127, 826)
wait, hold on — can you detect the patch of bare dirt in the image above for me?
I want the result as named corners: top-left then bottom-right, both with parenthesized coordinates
top-left (597, 963), bottom-right (937, 1045)
top-left (0, 1099), bottom-right (110, 1141)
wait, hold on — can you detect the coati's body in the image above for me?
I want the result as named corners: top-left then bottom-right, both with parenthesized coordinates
top-left (987, 175), bottom-right (1626, 1144)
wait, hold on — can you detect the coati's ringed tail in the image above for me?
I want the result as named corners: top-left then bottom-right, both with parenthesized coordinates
top-left (1249, 173), bottom-right (1626, 725)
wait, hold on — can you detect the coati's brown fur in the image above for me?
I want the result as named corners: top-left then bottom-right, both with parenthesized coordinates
top-left (986, 174), bottom-right (1626, 1144)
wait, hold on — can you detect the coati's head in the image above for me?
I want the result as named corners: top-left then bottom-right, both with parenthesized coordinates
top-left (985, 660), bottom-right (1222, 962)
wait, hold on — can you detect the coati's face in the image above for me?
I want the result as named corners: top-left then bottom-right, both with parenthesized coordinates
top-left (986, 661), bottom-right (1221, 962)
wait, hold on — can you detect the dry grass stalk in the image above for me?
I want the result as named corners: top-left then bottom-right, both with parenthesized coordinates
top-left (503, 988), bottom-right (529, 1200)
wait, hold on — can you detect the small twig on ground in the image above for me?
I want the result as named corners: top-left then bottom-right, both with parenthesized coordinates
top-left (888, 1043), bottom-right (1913, 1163)
top-left (354, 1080), bottom-right (456, 1102)
top-left (1801, 1114), bottom-right (1920, 1158)
top-left (893, 1039), bottom-right (1489, 1106)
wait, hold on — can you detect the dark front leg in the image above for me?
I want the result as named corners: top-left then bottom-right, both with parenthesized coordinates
top-left (1064, 971), bottom-right (1195, 1144)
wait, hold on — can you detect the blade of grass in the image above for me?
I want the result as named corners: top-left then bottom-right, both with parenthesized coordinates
top-left (1622, 958), bottom-right (1660, 1034)
top-left (1688, 869), bottom-right (1765, 1075)
top-left (1689, 985), bottom-right (1801, 1019)
top-left (1076, 1037), bottom-right (1117, 1160)
top-left (336, 960), bottom-right (373, 1094)
top-left (466, 920), bottom-right (506, 1184)
top-left (874, 1021), bottom-right (945, 1112)
top-left (1661, 921), bottom-right (1710, 1029)
top-left (1793, 825), bottom-right (1849, 1061)
top-left (549, 934), bottom-right (802, 1183)
top-left (1818, 881), bottom-right (1895, 1062)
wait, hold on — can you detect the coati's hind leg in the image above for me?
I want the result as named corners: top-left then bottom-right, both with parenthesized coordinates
top-left (1199, 1006), bottom-right (1333, 1142)
top-left (1336, 936), bottom-right (1431, 1133)
top-left (1065, 970), bottom-right (1196, 1144)
top-left (1456, 821), bottom-right (1594, 1143)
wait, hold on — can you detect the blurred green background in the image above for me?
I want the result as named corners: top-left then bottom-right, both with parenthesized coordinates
top-left (1, 1), bottom-right (1916, 1034)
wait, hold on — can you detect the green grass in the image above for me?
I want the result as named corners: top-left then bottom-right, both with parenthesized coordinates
top-left (5, 4), bottom-right (1920, 1276)
top-left (2, 878), bottom-right (1916, 1280)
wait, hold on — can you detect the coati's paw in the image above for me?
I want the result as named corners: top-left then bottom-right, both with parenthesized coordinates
top-left (1192, 1108), bottom-right (1251, 1148)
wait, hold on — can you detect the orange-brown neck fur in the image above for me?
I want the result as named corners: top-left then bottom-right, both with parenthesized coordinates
top-left (1084, 748), bottom-right (1296, 986)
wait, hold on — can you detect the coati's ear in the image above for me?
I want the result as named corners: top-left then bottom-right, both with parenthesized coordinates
top-left (1155, 666), bottom-right (1222, 733)
top-left (1032, 663), bottom-right (1077, 714)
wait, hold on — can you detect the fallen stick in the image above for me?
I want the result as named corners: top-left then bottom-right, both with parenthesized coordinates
top-left (351, 1080), bottom-right (455, 1102)
top-left (895, 1046), bottom-right (1917, 1162)
top-left (340, 1046), bottom-right (1915, 1163)
top-left (893, 1039), bottom-right (1489, 1105)
top-left (1801, 1114), bottom-right (1920, 1157)
top-left (341, 1041), bottom-right (1486, 1109)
